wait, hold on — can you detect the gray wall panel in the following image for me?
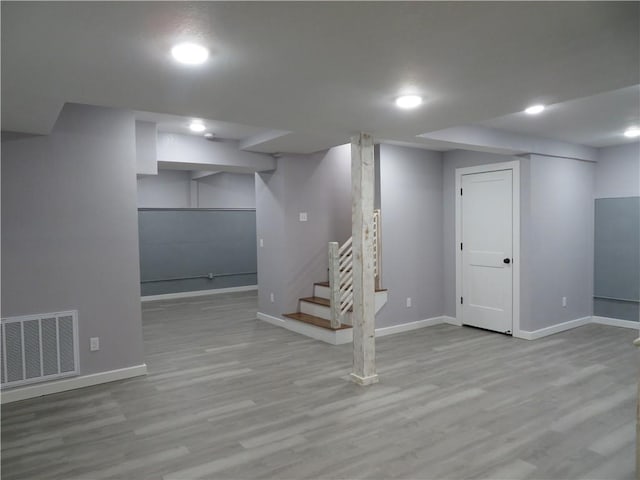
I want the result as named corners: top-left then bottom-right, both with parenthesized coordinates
top-left (593, 197), bottom-right (640, 321)
top-left (139, 209), bottom-right (257, 296)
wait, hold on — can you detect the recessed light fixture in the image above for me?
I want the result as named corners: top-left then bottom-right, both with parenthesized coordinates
top-left (204, 132), bottom-right (215, 139)
top-left (524, 104), bottom-right (545, 115)
top-left (189, 121), bottom-right (206, 133)
top-left (624, 126), bottom-right (640, 138)
top-left (395, 95), bottom-right (423, 110)
top-left (171, 42), bottom-right (209, 65)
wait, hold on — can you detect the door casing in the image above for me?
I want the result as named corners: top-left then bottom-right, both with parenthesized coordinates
top-left (455, 160), bottom-right (522, 338)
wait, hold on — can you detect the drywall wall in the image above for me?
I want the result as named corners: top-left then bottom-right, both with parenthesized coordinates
top-left (139, 209), bottom-right (257, 296)
top-left (527, 154), bottom-right (595, 330)
top-left (595, 142), bottom-right (640, 199)
top-left (135, 120), bottom-right (158, 175)
top-left (442, 150), bottom-right (595, 332)
top-left (157, 133), bottom-right (276, 172)
top-left (593, 141), bottom-right (639, 321)
top-left (1, 103), bottom-right (144, 376)
top-left (594, 197), bottom-right (639, 321)
top-left (255, 144), bottom-right (351, 317)
top-left (137, 170), bottom-right (191, 208)
top-left (196, 173), bottom-right (256, 208)
top-left (377, 144), bottom-right (443, 327)
top-left (137, 170), bottom-right (256, 209)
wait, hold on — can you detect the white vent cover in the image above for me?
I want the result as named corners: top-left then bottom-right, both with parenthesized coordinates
top-left (1, 311), bottom-right (79, 389)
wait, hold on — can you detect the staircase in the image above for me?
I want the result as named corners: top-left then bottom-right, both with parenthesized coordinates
top-left (283, 209), bottom-right (387, 332)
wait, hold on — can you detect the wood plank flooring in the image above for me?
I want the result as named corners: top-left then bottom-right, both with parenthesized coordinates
top-left (2, 291), bottom-right (638, 479)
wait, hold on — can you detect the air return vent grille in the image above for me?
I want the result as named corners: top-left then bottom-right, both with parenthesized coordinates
top-left (1, 311), bottom-right (79, 389)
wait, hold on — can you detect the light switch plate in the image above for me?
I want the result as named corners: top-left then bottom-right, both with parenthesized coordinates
top-left (299, 212), bottom-right (308, 222)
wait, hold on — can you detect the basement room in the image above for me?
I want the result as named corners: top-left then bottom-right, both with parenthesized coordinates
top-left (1, 2), bottom-right (639, 479)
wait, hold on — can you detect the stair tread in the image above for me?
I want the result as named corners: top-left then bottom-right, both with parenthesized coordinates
top-left (314, 281), bottom-right (388, 293)
top-left (282, 312), bottom-right (351, 330)
top-left (300, 296), bottom-right (330, 307)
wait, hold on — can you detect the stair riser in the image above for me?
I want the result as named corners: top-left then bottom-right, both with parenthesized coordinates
top-left (313, 285), bottom-right (331, 300)
top-left (300, 301), bottom-right (332, 321)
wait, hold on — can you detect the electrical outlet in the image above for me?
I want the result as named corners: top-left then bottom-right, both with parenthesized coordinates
top-left (259, 238), bottom-right (264, 248)
top-left (406, 297), bottom-right (412, 308)
top-left (299, 212), bottom-right (308, 222)
top-left (90, 337), bottom-right (100, 351)
top-left (270, 293), bottom-right (275, 303)
top-left (562, 296), bottom-right (567, 308)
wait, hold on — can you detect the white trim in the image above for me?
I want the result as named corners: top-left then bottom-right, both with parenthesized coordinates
top-left (258, 313), bottom-right (452, 345)
top-left (441, 315), bottom-right (461, 326)
top-left (591, 316), bottom-right (640, 330)
top-left (375, 316), bottom-right (448, 337)
top-left (257, 312), bottom-right (352, 345)
top-left (455, 160), bottom-right (522, 337)
top-left (141, 285), bottom-right (257, 302)
top-left (1, 364), bottom-right (147, 404)
top-left (517, 316), bottom-right (591, 340)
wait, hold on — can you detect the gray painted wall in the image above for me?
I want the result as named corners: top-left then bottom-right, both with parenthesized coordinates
top-left (527, 154), bottom-right (595, 330)
top-left (595, 142), bottom-right (640, 199)
top-left (443, 150), bottom-right (594, 332)
top-left (139, 210), bottom-right (257, 296)
top-left (377, 144), bottom-right (443, 327)
top-left (197, 173), bottom-right (256, 208)
top-left (157, 133), bottom-right (276, 172)
top-left (255, 145), bottom-right (351, 317)
top-left (593, 142), bottom-right (639, 321)
top-left (1, 103), bottom-right (144, 376)
top-left (137, 170), bottom-right (256, 209)
top-left (137, 170), bottom-right (191, 208)
top-left (135, 120), bottom-right (157, 176)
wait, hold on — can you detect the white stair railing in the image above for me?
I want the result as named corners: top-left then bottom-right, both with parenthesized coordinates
top-left (328, 210), bottom-right (381, 328)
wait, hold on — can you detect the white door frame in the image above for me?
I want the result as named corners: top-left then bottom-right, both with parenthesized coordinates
top-left (455, 160), bottom-right (522, 338)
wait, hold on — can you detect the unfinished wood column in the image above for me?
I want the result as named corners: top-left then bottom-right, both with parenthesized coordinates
top-left (350, 133), bottom-right (378, 386)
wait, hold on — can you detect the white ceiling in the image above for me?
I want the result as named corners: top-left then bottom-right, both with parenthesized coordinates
top-left (479, 85), bottom-right (640, 148)
top-left (2, 2), bottom-right (639, 153)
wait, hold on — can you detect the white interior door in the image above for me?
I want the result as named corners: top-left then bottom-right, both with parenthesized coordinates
top-left (461, 169), bottom-right (513, 334)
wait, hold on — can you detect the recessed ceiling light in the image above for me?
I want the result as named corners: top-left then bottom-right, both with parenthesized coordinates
top-left (624, 126), bottom-right (640, 138)
top-left (189, 121), bottom-right (206, 133)
top-left (524, 104), bottom-right (545, 115)
top-left (395, 95), bottom-right (423, 110)
top-left (204, 132), bottom-right (215, 139)
top-left (171, 43), bottom-right (209, 65)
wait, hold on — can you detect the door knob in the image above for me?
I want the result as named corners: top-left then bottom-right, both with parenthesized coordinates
top-left (503, 258), bottom-right (511, 264)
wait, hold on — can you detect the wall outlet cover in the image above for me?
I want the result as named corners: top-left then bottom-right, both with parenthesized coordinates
top-left (90, 337), bottom-right (100, 351)
top-left (299, 212), bottom-right (308, 222)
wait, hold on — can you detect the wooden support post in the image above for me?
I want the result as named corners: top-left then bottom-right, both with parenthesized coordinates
top-left (328, 241), bottom-right (341, 329)
top-left (350, 133), bottom-right (378, 386)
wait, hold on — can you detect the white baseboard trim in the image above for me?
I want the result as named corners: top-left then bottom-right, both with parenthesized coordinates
top-left (375, 316), bottom-right (447, 337)
top-left (1, 364), bottom-right (148, 404)
top-left (441, 315), bottom-right (461, 326)
top-left (142, 285), bottom-right (257, 302)
top-left (257, 312), bottom-right (352, 345)
top-left (258, 313), bottom-right (453, 345)
top-left (517, 316), bottom-right (592, 340)
top-left (591, 316), bottom-right (640, 330)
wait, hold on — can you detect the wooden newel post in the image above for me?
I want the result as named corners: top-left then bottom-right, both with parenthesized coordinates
top-left (350, 133), bottom-right (378, 386)
top-left (328, 241), bottom-right (341, 329)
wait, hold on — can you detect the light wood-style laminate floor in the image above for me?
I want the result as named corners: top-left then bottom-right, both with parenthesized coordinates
top-left (2, 291), bottom-right (638, 479)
